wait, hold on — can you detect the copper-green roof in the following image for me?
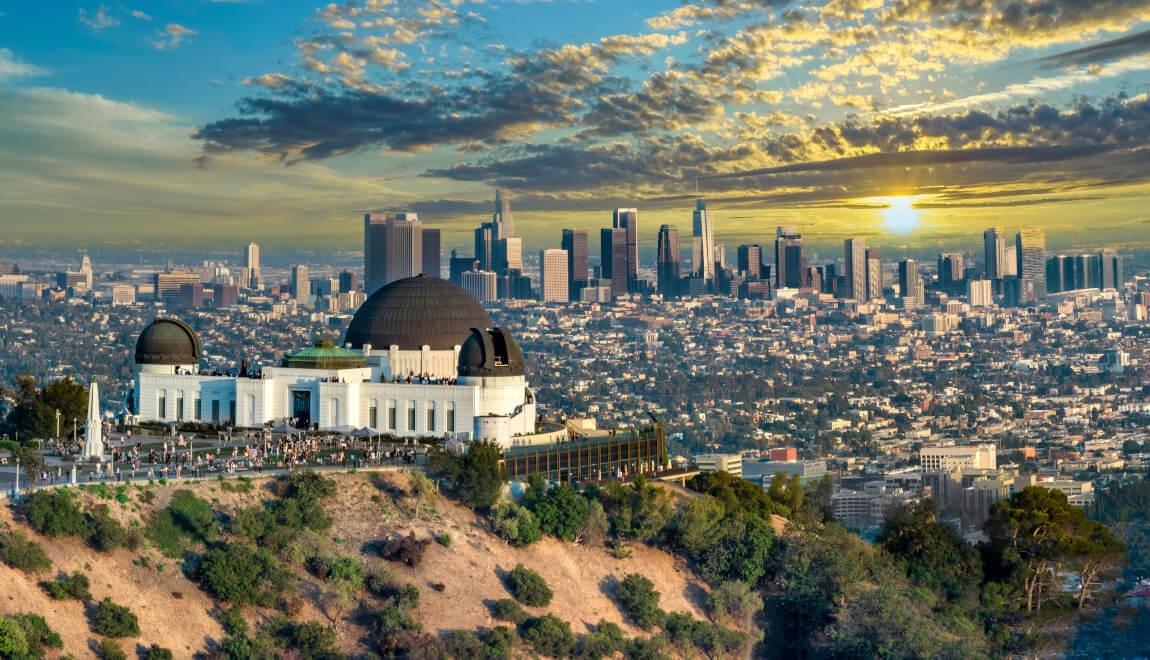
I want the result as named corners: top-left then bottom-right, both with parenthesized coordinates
top-left (282, 340), bottom-right (366, 370)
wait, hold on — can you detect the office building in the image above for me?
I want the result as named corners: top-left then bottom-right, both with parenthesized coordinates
top-left (539, 249), bottom-right (569, 303)
top-left (691, 198), bottom-right (715, 290)
top-left (844, 238), bottom-right (866, 300)
top-left (449, 250), bottom-right (477, 287)
top-left (291, 265), bottom-right (311, 307)
top-left (365, 212), bottom-right (422, 294)
top-left (898, 258), bottom-right (919, 303)
top-left (938, 252), bottom-right (965, 291)
top-left (736, 244), bottom-right (763, 280)
top-left (214, 284), bottom-right (239, 308)
top-left (421, 228), bottom-right (441, 278)
top-left (176, 283), bottom-right (204, 309)
top-left (562, 229), bottom-right (589, 302)
top-left (920, 444), bottom-right (997, 472)
top-left (110, 283), bottom-right (136, 306)
top-left (865, 248), bottom-right (883, 300)
top-left (967, 278), bottom-right (994, 307)
top-left (154, 271), bottom-right (201, 308)
top-left (601, 227), bottom-right (629, 298)
top-left (983, 227), bottom-right (1007, 282)
top-left (657, 225), bottom-right (680, 299)
top-left (474, 223), bottom-right (495, 272)
top-left (775, 227), bottom-right (804, 289)
top-left (338, 270), bottom-right (358, 294)
top-left (461, 270), bottom-right (498, 303)
top-left (243, 242), bottom-right (261, 290)
top-left (612, 208), bottom-right (639, 293)
top-left (492, 187), bottom-right (514, 239)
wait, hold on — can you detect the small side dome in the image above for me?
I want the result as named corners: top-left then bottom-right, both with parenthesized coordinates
top-left (135, 318), bottom-right (201, 365)
top-left (458, 327), bottom-right (525, 378)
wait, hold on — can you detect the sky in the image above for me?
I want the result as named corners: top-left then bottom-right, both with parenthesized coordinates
top-left (3, 0), bottom-right (1150, 258)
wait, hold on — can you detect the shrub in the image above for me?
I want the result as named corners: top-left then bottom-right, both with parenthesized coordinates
top-left (435, 532), bottom-right (452, 548)
top-left (489, 598), bottom-right (529, 625)
top-left (506, 564), bottom-right (553, 607)
top-left (365, 566), bottom-right (397, 599)
top-left (482, 626), bottom-right (517, 659)
top-left (273, 620), bottom-right (339, 658)
top-left (526, 481), bottom-right (590, 542)
top-left (9, 612), bottom-right (64, 651)
top-left (85, 504), bottom-right (129, 552)
top-left (167, 490), bottom-right (217, 541)
top-left (431, 440), bottom-right (506, 510)
top-left (143, 643), bottom-right (174, 660)
top-left (616, 574), bottom-right (662, 631)
top-left (521, 615), bottom-right (576, 658)
top-left (91, 598), bottom-right (140, 638)
top-left (23, 489), bottom-right (86, 537)
top-left (96, 638), bottom-right (127, 660)
top-left (218, 634), bottom-right (277, 659)
top-left (200, 543), bottom-right (292, 607)
top-left (444, 630), bottom-right (484, 657)
top-left (278, 470), bottom-right (337, 501)
top-left (218, 608), bottom-right (249, 637)
top-left (42, 571), bottom-right (92, 601)
top-left (489, 502), bottom-right (542, 547)
top-left (706, 580), bottom-right (761, 627)
top-left (378, 533), bottom-right (430, 567)
top-left (578, 620), bottom-right (628, 659)
top-left (0, 618), bottom-right (30, 658)
top-left (0, 532), bottom-right (52, 573)
top-left (375, 605), bottom-right (424, 655)
top-left (229, 506), bottom-right (273, 540)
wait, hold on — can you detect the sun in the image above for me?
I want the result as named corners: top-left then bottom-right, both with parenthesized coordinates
top-left (878, 195), bottom-right (921, 233)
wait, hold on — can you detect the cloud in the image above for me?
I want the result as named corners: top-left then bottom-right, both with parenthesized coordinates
top-left (78, 5), bottom-right (119, 31)
top-left (0, 49), bottom-right (46, 82)
top-left (1035, 28), bottom-right (1150, 68)
top-left (152, 23), bottom-right (198, 50)
top-left (130, 9), bottom-right (152, 21)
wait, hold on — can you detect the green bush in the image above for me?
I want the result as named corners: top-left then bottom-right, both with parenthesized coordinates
top-left (482, 626), bottom-right (517, 659)
top-left (42, 571), bottom-right (92, 601)
top-left (706, 580), bottom-right (761, 626)
top-left (578, 620), bottom-right (628, 659)
top-left (0, 618), bottom-right (30, 658)
top-left (96, 638), bottom-right (127, 660)
top-left (199, 543), bottom-right (293, 607)
top-left (91, 598), bottom-right (140, 638)
top-left (506, 564), bottom-right (553, 607)
top-left (431, 440), bottom-right (506, 510)
top-left (143, 643), bottom-right (174, 660)
top-left (218, 608), bottom-right (249, 637)
top-left (489, 502), bottom-right (542, 547)
top-left (0, 531), bottom-right (52, 573)
top-left (9, 612), bottom-right (64, 652)
top-left (521, 615), bottom-right (576, 658)
top-left (365, 566), bottom-right (397, 599)
top-left (85, 504), bottom-right (129, 552)
top-left (525, 480), bottom-right (590, 542)
top-left (229, 506), bottom-right (273, 540)
top-left (615, 574), bottom-right (663, 631)
top-left (272, 620), bottom-right (339, 658)
top-left (279, 470), bottom-right (337, 501)
top-left (435, 532), bottom-right (452, 548)
top-left (489, 598), bottom-right (529, 625)
top-left (23, 489), bottom-right (86, 537)
top-left (218, 634), bottom-right (277, 659)
top-left (444, 629), bottom-right (484, 657)
top-left (167, 490), bottom-right (217, 541)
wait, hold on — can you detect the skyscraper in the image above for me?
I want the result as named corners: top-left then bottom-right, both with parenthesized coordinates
top-left (691, 198), bottom-right (715, 290)
top-left (561, 228), bottom-right (589, 302)
top-left (421, 228), bottom-right (441, 278)
top-left (983, 227), bottom-right (1007, 282)
top-left (844, 238), bottom-right (866, 300)
top-left (736, 244), bottom-right (763, 279)
top-left (938, 252), bottom-right (965, 290)
top-left (612, 208), bottom-right (639, 292)
top-left (1015, 227), bottom-right (1046, 298)
top-left (243, 242), bottom-right (261, 290)
top-left (338, 269), bottom-right (358, 294)
top-left (291, 264), bottom-right (310, 307)
top-left (365, 212), bottom-right (422, 294)
top-left (539, 249), bottom-right (569, 303)
top-left (601, 227), bottom-right (629, 298)
top-left (492, 187), bottom-right (514, 239)
top-left (968, 279), bottom-right (994, 307)
top-left (474, 223), bottom-right (494, 272)
top-left (898, 258), bottom-right (919, 304)
top-left (775, 227), bottom-right (804, 289)
top-left (657, 225), bottom-right (681, 298)
top-left (461, 270), bottom-right (498, 303)
top-left (866, 248), bottom-right (883, 301)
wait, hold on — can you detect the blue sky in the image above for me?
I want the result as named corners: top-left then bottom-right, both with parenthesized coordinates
top-left (3, 0), bottom-right (1150, 254)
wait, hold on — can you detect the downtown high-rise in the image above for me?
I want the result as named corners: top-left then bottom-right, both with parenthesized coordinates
top-left (539, 249), bottom-right (569, 303)
top-left (365, 212), bottom-right (423, 294)
top-left (775, 227), bottom-right (805, 289)
top-left (691, 198), bottom-right (715, 291)
top-left (1015, 227), bottom-right (1046, 297)
top-left (612, 208), bottom-right (640, 293)
top-left (844, 237), bottom-right (867, 301)
top-left (657, 224), bottom-right (680, 298)
top-left (242, 242), bottom-right (261, 290)
top-left (561, 228), bottom-right (589, 302)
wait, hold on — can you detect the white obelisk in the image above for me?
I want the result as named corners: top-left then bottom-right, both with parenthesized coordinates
top-left (83, 381), bottom-right (104, 460)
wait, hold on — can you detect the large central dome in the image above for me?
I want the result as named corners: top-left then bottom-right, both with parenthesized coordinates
top-left (345, 275), bottom-right (492, 351)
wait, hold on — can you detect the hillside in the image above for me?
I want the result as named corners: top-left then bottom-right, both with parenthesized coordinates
top-left (0, 471), bottom-right (720, 658)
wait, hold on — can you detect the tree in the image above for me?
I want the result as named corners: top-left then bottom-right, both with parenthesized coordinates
top-left (91, 598), bottom-right (139, 638)
top-left (706, 580), bottom-right (761, 627)
top-left (432, 440), bottom-right (506, 510)
top-left (577, 500), bottom-right (610, 547)
top-left (615, 573), bottom-right (662, 631)
top-left (521, 615), bottom-right (575, 657)
top-left (23, 489), bottom-right (86, 537)
top-left (506, 564), bottom-right (553, 607)
top-left (667, 495), bottom-right (724, 554)
top-left (4, 376), bottom-right (87, 441)
top-left (599, 477), bottom-right (673, 542)
top-left (407, 471), bottom-right (435, 521)
top-left (879, 499), bottom-right (982, 604)
top-left (525, 481), bottom-right (589, 542)
top-left (985, 487), bottom-right (1126, 613)
top-left (697, 513), bottom-right (775, 587)
top-left (489, 502), bottom-right (542, 547)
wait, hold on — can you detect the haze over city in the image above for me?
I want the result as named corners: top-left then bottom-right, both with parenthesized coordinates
top-left (4, 0), bottom-right (1150, 251)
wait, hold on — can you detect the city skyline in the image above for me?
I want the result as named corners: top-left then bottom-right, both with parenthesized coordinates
top-left (5, 2), bottom-right (1150, 250)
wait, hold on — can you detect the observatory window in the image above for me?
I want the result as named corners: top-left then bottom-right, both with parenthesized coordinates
top-left (447, 402), bottom-right (456, 433)
top-left (408, 403), bottom-right (416, 431)
top-left (427, 402), bottom-right (436, 432)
